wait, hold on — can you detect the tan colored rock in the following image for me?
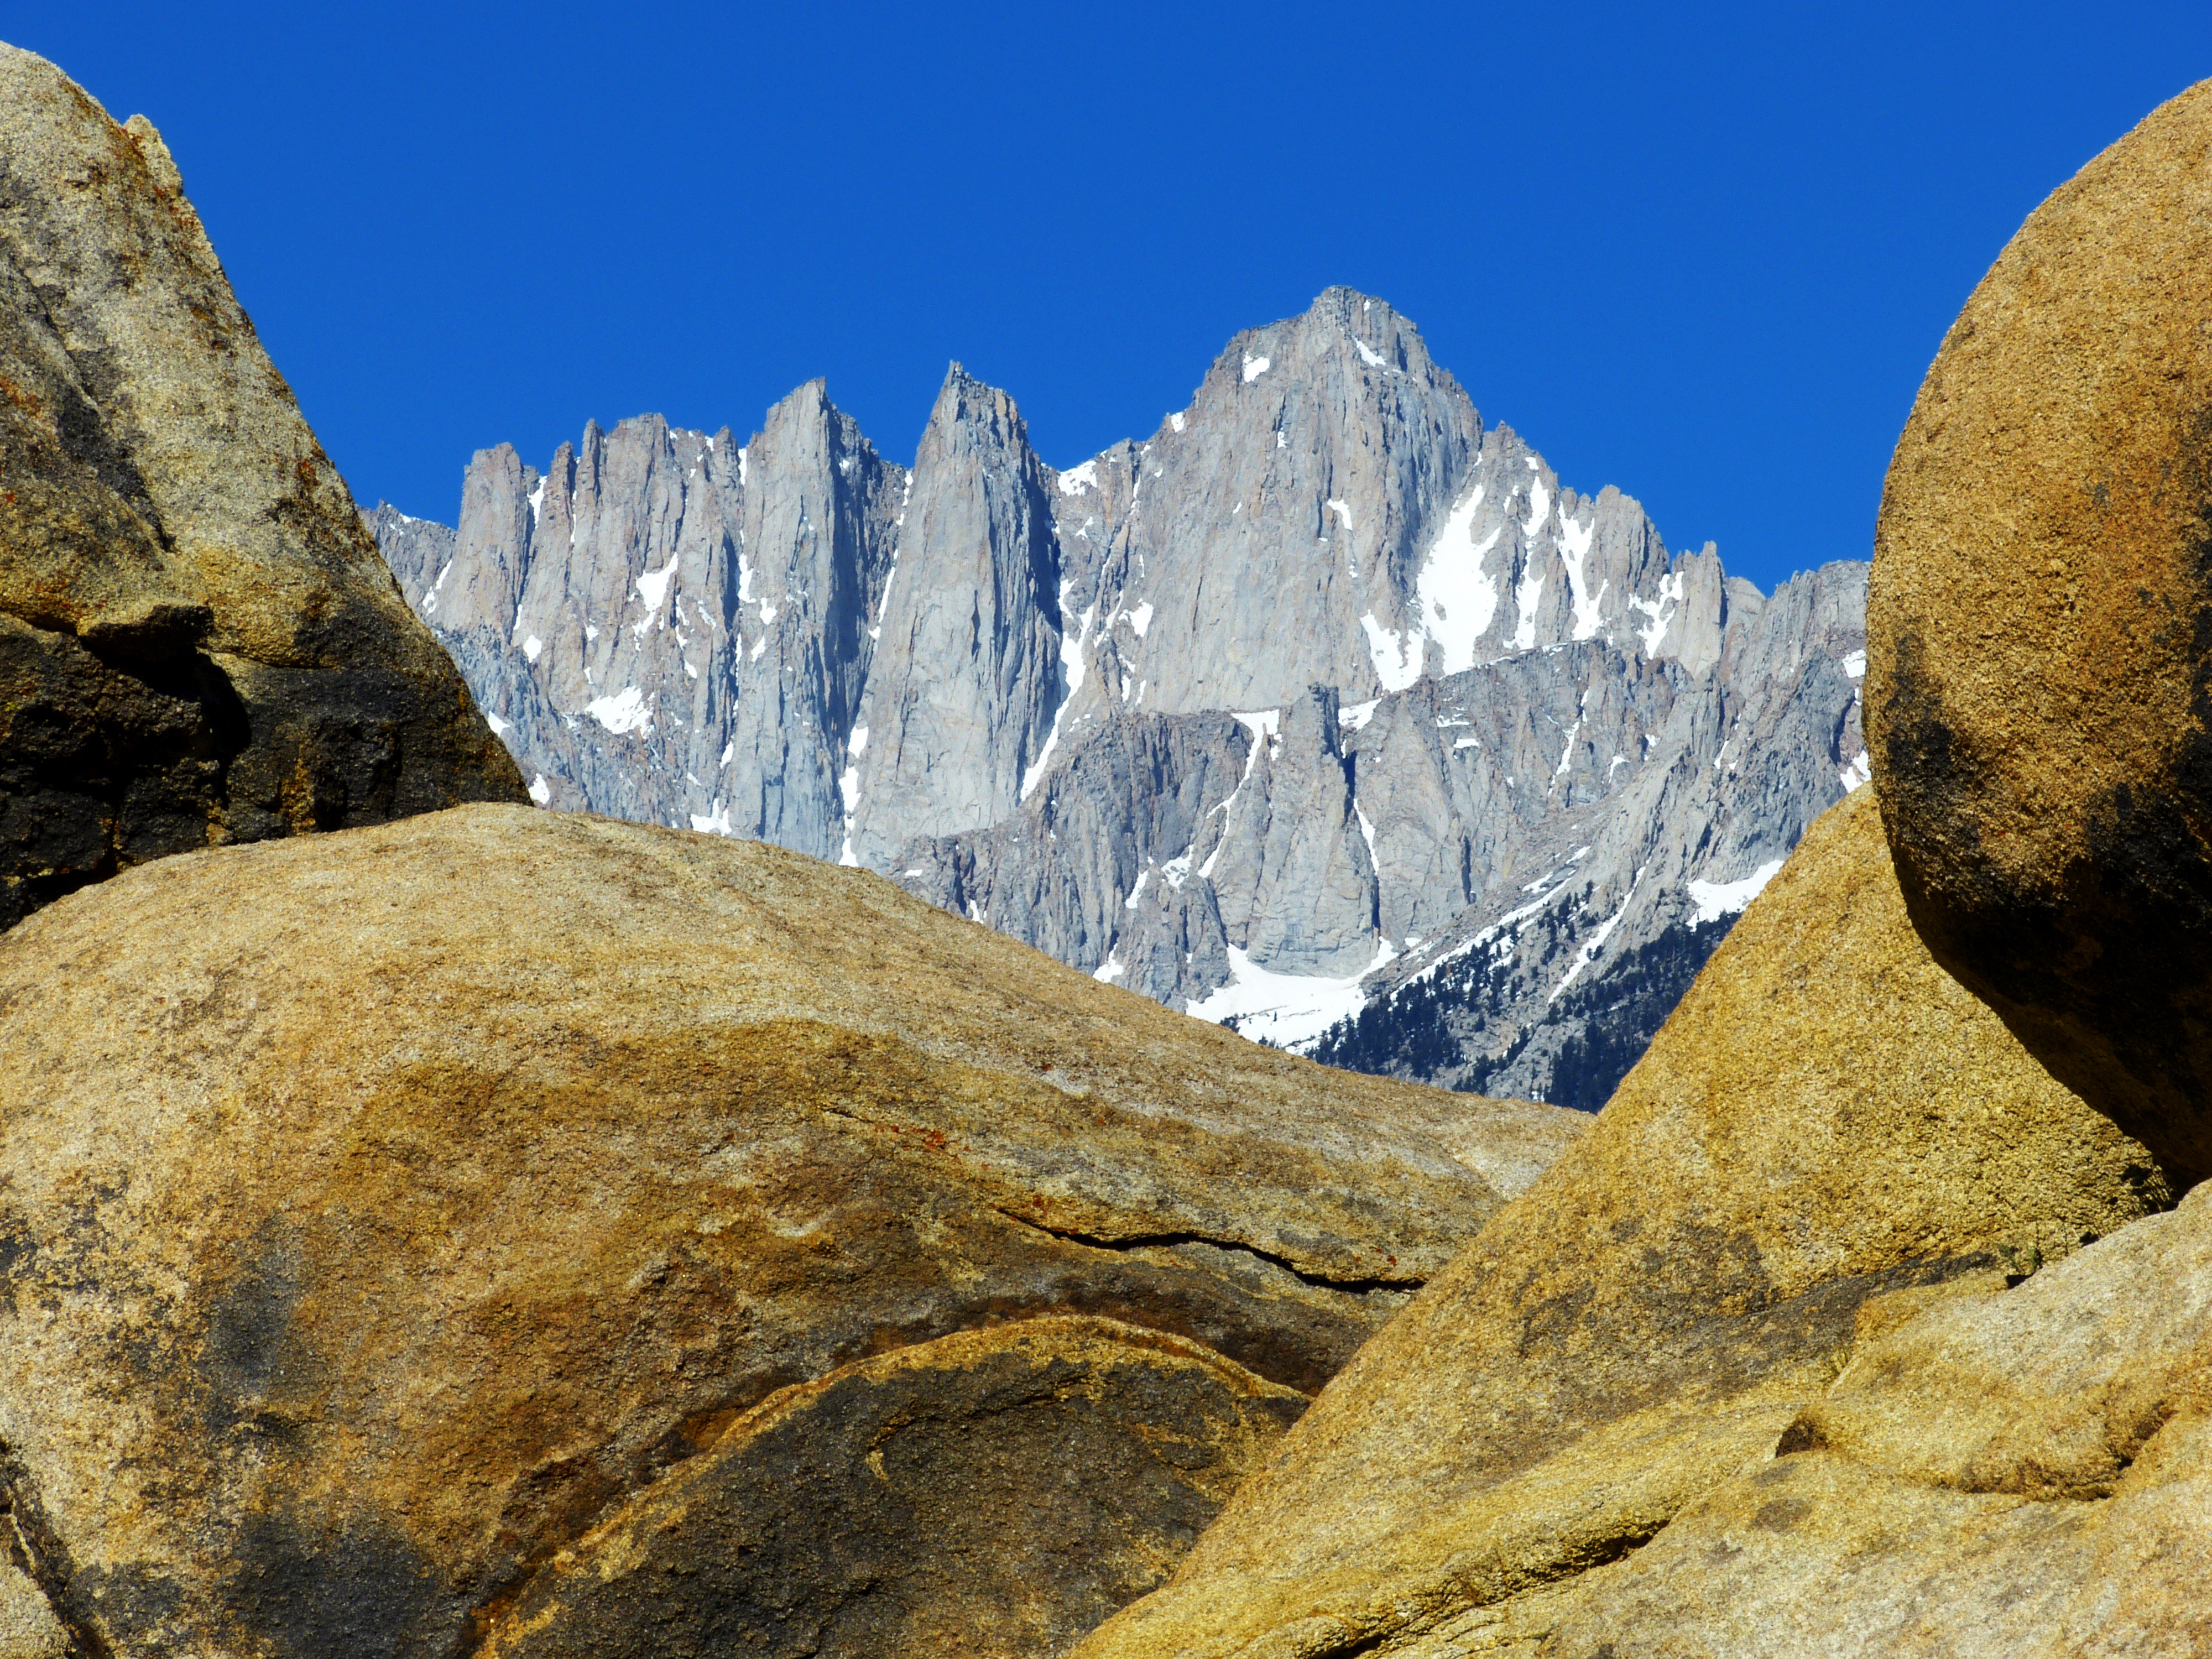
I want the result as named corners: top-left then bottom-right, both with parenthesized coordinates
top-left (0, 804), bottom-right (1579, 1657)
top-left (1417, 1181), bottom-right (2212, 1657)
top-left (0, 1558), bottom-right (65, 1659)
top-left (478, 1317), bottom-right (1305, 1659)
top-left (0, 42), bottom-right (523, 930)
top-left (1076, 785), bottom-right (2173, 1659)
top-left (1866, 77), bottom-right (2212, 1184)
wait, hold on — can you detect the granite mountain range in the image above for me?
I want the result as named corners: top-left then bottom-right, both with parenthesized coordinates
top-left (371, 287), bottom-right (1868, 1105)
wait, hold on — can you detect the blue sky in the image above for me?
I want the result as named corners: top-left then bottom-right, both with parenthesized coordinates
top-left (11, 2), bottom-right (2212, 592)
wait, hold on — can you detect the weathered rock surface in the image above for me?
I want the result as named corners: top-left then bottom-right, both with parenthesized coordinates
top-left (0, 45), bottom-right (523, 930)
top-left (0, 804), bottom-right (1580, 1658)
top-left (1395, 1181), bottom-right (2212, 1656)
top-left (1074, 785), bottom-right (2175, 1659)
top-left (1869, 78), bottom-right (2212, 1184)
top-left (375, 288), bottom-right (1866, 1105)
top-left (849, 367), bottom-right (1066, 867)
top-left (476, 1317), bottom-right (1305, 1659)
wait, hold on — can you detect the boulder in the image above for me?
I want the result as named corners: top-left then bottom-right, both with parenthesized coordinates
top-left (1417, 1180), bottom-right (2212, 1656)
top-left (0, 43), bottom-right (524, 931)
top-left (1866, 77), bottom-right (2212, 1183)
top-left (1075, 785), bottom-right (2174, 1659)
top-left (476, 1318), bottom-right (1305, 1659)
top-left (0, 804), bottom-right (1580, 1657)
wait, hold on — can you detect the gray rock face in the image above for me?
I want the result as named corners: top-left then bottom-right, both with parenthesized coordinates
top-left (848, 368), bottom-right (1064, 868)
top-left (378, 380), bottom-right (901, 845)
top-left (374, 286), bottom-right (1867, 1106)
top-left (1313, 560), bottom-right (1867, 1105)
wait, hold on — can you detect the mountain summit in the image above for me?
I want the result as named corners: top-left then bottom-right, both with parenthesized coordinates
top-left (372, 288), bottom-right (1865, 1105)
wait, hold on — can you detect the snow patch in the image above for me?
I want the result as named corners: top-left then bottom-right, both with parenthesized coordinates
top-left (1839, 751), bottom-right (1872, 792)
top-left (1686, 858), bottom-right (1787, 926)
top-left (1361, 612), bottom-right (1422, 693)
top-left (1354, 337), bottom-right (1386, 368)
top-left (1020, 587), bottom-right (1096, 802)
top-left (585, 687), bottom-right (653, 735)
top-left (1550, 868), bottom-right (1644, 1002)
top-left (1058, 459), bottom-right (1098, 497)
top-left (1170, 411), bottom-right (1187, 433)
top-left (1405, 484), bottom-right (1506, 676)
top-left (1338, 698), bottom-right (1380, 732)
top-left (1510, 564), bottom-right (1546, 653)
top-left (527, 773), bottom-right (551, 806)
top-left (1125, 869), bottom-right (1150, 910)
top-left (1242, 353), bottom-right (1272, 382)
top-left (1188, 940), bottom-right (1399, 1053)
top-left (1327, 498), bottom-right (1354, 532)
top-left (1127, 601), bottom-right (1154, 638)
top-left (522, 635), bottom-right (543, 664)
top-left (1843, 649), bottom-right (1867, 680)
top-left (1557, 512), bottom-right (1605, 641)
top-left (1093, 953), bottom-right (1126, 984)
top-left (1354, 801), bottom-right (1378, 861)
top-left (485, 711), bottom-right (510, 737)
top-left (691, 799), bottom-right (734, 836)
top-left (526, 479), bottom-right (544, 527)
top-left (1629, 571), bottom-right (1685, 657)
top-left (637, 555), bottom-right (679, 618)
top-left (848, 723), bottom-right (869, 757)
top-left (1230, 708), bottom-right (1281, 753)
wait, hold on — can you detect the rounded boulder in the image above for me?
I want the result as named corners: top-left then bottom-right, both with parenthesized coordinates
top-left (1868, 77), bottom-right (2212, 1183)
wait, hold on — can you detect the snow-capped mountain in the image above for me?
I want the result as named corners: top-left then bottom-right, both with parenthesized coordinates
top-left (371, 287), bottom-right (1866, 1107)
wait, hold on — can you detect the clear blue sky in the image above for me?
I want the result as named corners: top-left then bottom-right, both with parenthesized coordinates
top-left (11, 3), bottom-right (2211, 592)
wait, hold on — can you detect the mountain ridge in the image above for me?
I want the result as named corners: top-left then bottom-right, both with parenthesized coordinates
top-left (369, 285), bottom-right (1865, 1105)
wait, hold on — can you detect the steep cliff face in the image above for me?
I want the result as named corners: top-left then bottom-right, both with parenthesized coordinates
top-left (0, 45), bottom-right (524, 930)
top-left (373, 287), bottom-right (1865, 1105)
top-left (379, 381), bottom-right (901, 851)
top-left (1311, 559), bottom-right (1866, 1104)
top-left (848, 367), bottom-right (1065, 868)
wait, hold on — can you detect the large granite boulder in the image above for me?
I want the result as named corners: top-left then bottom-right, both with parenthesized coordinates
top-left (0, 43), bottom-right (523, 930)
top-left (1867, 78), bottom-right (2212, 1184)
top-left (475, 1317), bottom-right (1305, 1659)
top-left (1075, 785), bottom-right (2174, 1658)
top-left (1405, 1179), bottom-right (2212, 1656)
top-left (0, 804), bottom-right (1579, 1657)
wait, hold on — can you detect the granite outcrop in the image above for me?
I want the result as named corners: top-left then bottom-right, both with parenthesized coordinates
top-left (1870, 77), bottom-right (2212, 1185)
top-left (0, 45), bottom-right (524, 930)
top-left (1072, 786), bottom-right (2177, 1658)
top-left (0, 802), bottom-right (1580, 1658)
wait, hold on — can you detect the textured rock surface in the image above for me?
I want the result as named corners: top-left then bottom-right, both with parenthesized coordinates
top-left (477, 1318), bottom-right (1305, 1659)
top-left (1395, 1181), bottom-right (2212, 1656)
top-left (1074, 786), bottom-right (2174, 1659)
top-left (850, 367), bottom-right (1065, 867)
top-left (0, 804), bottom-right (1580, 1658)
top-left (0, 45), bottom-right (523, 930)
top-left (1869, 79), bottom-right (2212, 1184)
top-left (373, 377), bottom-right (900, 839)
top-left (374, 288), bottom-right (1865, 1105)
